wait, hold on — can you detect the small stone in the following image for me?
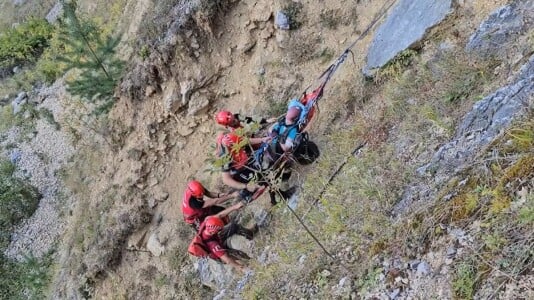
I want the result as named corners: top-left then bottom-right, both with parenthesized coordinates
top-left (145, 86), bottom-right (156, 97)
top-left (389, 288), bottom-right (401, 299)
top-left (147, 233), bottom-right (165, 256)
top-left (275, 11), bottom-right (290, 30)
top-left (148, 198), bottom-right (158, 209)
top-left (408, 259), bottom-right (420, 270)
top-left (445, 258), bottom-right (453, 265)
top-left (155, 192), bottom-right (169, 202)
top-left (446, 246), bottom-right (457, 258)
top-left (321, 269), bottom-right (331, 278)
top-left (416, 261), bottom-right (431, 276)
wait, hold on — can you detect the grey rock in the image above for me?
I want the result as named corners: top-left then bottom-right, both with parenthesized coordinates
top-left (12, 66), bottom-right (20, 74)
top-left (46, 2), bottom-right (63, 23)
top-left (162, 81), bottom-right (182, 113)
top-left (466, 0), bottom-right (534, 57)
top-left (416, 261), bottom-right (431, 276)
top-left (446, 246), bottom-right (457, 258)
top-left (389, 288), bottom-right (401, 299)
top-left (393, 55), bottom-right (534, 216)
top-left (186, 94), bottom-right (209, 116)
top-left (275, 11), bottom-right (290, 30)
top-left (408, 259), bottom-right (420, 270)
top-left (9, 149), bottom-right (22, 163)
top-left (146, 233), bottom-right (165, 256)
top-left (364, 0), bottom-right (453, 76)
top-left (11, 92), bottom-right (28, 114)
top-left (254, 209), bottom-right (271, 227)
top-left (196, 258), bottom-right (235, 290)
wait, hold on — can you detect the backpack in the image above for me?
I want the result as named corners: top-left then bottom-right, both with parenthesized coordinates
top-left (293, 133), bottom-right (320, 165)
top-left (188, 234), bottom-right (210, 257)
top-left (188, 224), bottom-right (217, 258)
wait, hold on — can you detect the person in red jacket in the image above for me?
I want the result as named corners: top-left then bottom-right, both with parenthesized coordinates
top-left (197, 205), bottom-right (248, 273)
top-left (181, 180), bottom-right (238, 229)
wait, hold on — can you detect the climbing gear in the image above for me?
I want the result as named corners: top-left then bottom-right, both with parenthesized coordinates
top-left (187, 180), bottom-right (204, 198)
top-left (215, 110), bottom-right (235, 127)
top-left (293, 133), bottom-right (320, 165)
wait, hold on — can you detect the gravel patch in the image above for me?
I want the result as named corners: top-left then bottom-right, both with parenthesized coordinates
top-left (2, 81), bottom-right (75, 261)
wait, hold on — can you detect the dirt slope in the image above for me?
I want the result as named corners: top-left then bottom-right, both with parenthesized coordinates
top-left (50, 0), bottom-right (531, 298)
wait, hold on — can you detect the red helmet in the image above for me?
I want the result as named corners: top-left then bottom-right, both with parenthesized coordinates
top-left (215, 111), bottom-right (235, 127)
top-left (286, 106), bottom-right (302, 123)
top-left (222, 132), bottom-right (242, 147)
top-left (204, 216), bottom-right (224, 234)
top-left (216, 133), bottom-right (248, 169)
top-left (187, 180), bottom-right (204, 198)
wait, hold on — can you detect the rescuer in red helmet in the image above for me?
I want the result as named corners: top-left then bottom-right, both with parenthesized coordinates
top-left (181, 180), bottom-right (238, 229)
top-left (189, 203), bottom-right (251, 273)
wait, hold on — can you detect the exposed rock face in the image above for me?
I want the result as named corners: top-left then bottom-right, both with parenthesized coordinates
top-left (197, 258), bottom-right (235, 290)
top-left (364, 0), bottom-right (453, 76)
top-left (393, 54), bottom-right (534, 215)
top-left (420, 54), bottom-right (534, 177)
top-left (46, 2), bottom-right (63, 23)
top-left (466, 0), bottom-right (534, 57)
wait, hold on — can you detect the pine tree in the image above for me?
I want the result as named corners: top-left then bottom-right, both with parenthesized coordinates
top-left (57, 0), bottom-right (124, 115)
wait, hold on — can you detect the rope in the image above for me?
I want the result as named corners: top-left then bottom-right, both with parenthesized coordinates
top-left (302, 0), bottom-right (398, 106)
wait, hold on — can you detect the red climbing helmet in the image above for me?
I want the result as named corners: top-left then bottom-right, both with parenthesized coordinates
top-left (286, 106), bottom-right (302, 123)
top-left (187, 180), bottom-right (204, 198)
top-left (204, 216), bottom-right (224, 234)
top-left (222, 132), bottom-right (242, 147)
top-left (216, 133), bottom-right (249, 169)
top-left (215, 110), bottom-right (235, 127)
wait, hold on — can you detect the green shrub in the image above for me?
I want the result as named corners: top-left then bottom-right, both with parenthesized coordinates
top-left (282, 1), bottom-right (304, 30)
top-left (0, 252), bottom-right (54, 300)
top-left (453, 261), bottom-right (476, 299)
top-left (0, 159), bottom-right (40, 248)
top-left (0, 18), bottom-right (54, 68)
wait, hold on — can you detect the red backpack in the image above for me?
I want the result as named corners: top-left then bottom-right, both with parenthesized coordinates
top-left (188, 234), bottom-right (210, 257)
top-left (188, 224), bottom-right (218, 258)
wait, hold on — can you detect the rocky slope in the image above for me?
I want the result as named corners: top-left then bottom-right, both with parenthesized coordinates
top-left (1, 0), bottom-right (532, 299)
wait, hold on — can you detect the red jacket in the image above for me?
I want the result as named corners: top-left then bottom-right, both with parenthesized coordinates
top-left (181, 189), bottom-right (206, 225)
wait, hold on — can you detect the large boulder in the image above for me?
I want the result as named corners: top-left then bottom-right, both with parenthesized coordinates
top-left (466, 0), bottom-right (534, 58)
top-left (393, 54), bottom-right (534, 215)
top-left (196, 258), bottom-right (236, 290)
top-left (419, 54), bottom-right (534, 176)
top-left (46, 2), bottom-right (63, 23)
top-left (364, 0), bottom-right (453, 76)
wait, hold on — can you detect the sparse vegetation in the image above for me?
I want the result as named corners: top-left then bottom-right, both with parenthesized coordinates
top-left (0, 158), bottom-right (52, 300)
top-left (282, 1), bottom-right (304, 30)
top-left (0, 159), bottom-right (40, 249)
top-left (319, 9), bottom-right (341, 30)
top-left (0, 18), bottom-right (54, 70)
top-left (453, 260), bottom-right (476, 299)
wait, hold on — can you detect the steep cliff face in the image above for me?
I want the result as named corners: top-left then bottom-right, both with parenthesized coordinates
top-left (2, 0), bottom-right (532, 298)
